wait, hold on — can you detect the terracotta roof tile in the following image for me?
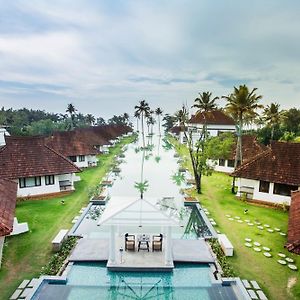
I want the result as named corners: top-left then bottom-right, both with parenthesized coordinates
top-left (232, 141), bottom-right (300, 186)
top-left (0, 136), bottom-right (80, 179)
top-left (0, 179), bottom-right (17, 236)
top-left (189, 110), bottom-right (235, 125)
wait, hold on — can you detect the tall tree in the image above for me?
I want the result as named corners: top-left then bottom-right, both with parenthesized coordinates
top-left (222, 85), bottom-right (263, 192)
top-left (155, 107), bottom-right (163, 136)
top-left (134, 100), bottom-right (150, 147)
top-left (263, 102), bottom-right (284, 140)
top-left (193, 92), bottom-right (218, 112)
top-left (86, 114), bottom-right (95, 126)
top-left (66, 103), bottom-right (77, 129)
top-left (134, 111), bottom-right (140, 132)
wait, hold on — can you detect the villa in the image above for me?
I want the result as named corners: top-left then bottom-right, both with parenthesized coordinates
top-left (232, 141), bottom-right (300, 205)
top-left (0, 178), bottom-right (17, 268)
top-left (0, 136), bottom-right (81, 198)
top-left (45, 131), bottom-right (99, 168)
top-left (179, 110), bottom-right (236, 144)
top-left (213, 135), bottom-right (267, 173)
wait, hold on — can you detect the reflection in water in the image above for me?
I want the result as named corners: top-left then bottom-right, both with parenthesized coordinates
top-left (171, 172), bottom-right (185, 186)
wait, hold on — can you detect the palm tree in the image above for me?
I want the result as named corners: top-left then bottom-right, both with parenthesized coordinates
top-left (86, 114), bottom-right (95, 126)
top-left (222, 85), bottom-right (263, 192)
top-left (193, 92), bottom-right (219, 112)
top-left (134, 100), bottom-right (150, 147)
top-left (263, 102), bottom-right (284, 140)
top-left (155, 107), bottom-right (163, 136)
top-left (66, 103), bottom-right (77, 129)
top-left (134, 111), bottom-right (140, 132)
top-left (123, 113), bottom-right (130, 126)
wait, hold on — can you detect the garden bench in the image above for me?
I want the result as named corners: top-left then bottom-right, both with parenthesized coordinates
top-left (52, 229), bottom-right (68, 252)
top-left (218, 234), bottom-right (234, 256)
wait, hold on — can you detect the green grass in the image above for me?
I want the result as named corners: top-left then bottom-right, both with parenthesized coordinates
top-left (173, 138), bottom-right (300, 300)
top-left (0, 137), bottom-right (133, 300)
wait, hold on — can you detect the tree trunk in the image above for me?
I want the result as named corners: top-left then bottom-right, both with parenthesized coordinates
top-left (141, 113), bottom-right (145, 147)
top-left (271, 126), bottom-right (274, 141)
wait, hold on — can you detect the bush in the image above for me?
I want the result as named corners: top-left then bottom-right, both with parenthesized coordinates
top-left (41, 236), bottom-right (78, 275)
top-left (209, 239), bottom-right (236, 277)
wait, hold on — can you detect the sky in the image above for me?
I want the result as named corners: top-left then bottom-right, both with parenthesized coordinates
top-left (0, 0), bottom-right (299, 119)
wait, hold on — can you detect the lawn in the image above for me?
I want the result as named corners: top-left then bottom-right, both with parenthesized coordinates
top-left (172, 138), bottom-right (300, 300)
top-left (0, 136), bottom-right (133, 300)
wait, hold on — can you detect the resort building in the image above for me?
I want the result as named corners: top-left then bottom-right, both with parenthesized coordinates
top-left (46, 131), bottom-right (99, 168)
top-left (213, 135), bottom-right (267, 173)
top-left (232, 141), bottom-right (300, 205)
top-left (0, 178), bottom-right (17, 268)
top-left (179, 110), bottom-right (236, 144)
top-left (0, 136), bottom-right (81, 198)
top-left (0, 127), bottom-right (10, 146)
top-left (286, 190), bottom-right (300, 254)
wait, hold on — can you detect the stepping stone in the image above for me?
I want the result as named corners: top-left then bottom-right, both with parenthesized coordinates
top-left (18, 280), bottom-right (30, 289)
top-left (216, 230), bottom-right (221, 234)
top-left (248, 223), bottom-right (254, 226)
top-left (254, 242), bottom-right (261, 247)
top-left (280, 232), bottom-right (286, 236)
top-left (245, 238), bottom-right (252, 242)
top-left (267, 229), bottom-right (274, 233)
top-left (250, 280), bottom-right (261, 290)
top-left (254, 247), bottom-right (261, 252)
top-left (264, 224), bottom-right (270, 228)
top-left (10, 289), bottom-right (22, 300)
top-left (263, 252), bottom-right (272, 258)
top-left (205, 212), bottom-right (210, 215)
top-left (225, 214), bottom-right (231, 217)
top-left (254, 221), bottom-right (261, 225)
top-left (278, 253), bottom-right (286, 258)
top-left (19, 288), bottom-right (33, 299)
top-left (235, 216), bottom-right (241, 219)
top-left (228, 218), bottom-right (234, 221)
top-left (245, 243), bottom-right (252, 247)
top-left (288, 264), bottom-right (298, 271)
top-left (285, 257), bottom-right (294, 263)
top-left (274, 228), bottom-right (280, 232)
top-left (247, 289), bottom-right (258, 299)
top-left (257, 226), bottom-right (264, 230)
top-left (257, 290), bottom-right (268, 300)
top-left (211, 221), bottom-right (217, 226)
top-left (245, 219), bottom-right (250, 223)
top-left (28, 278), bottom-right (39, 288)
top-left (262, 247), bottom-right (270, 251)
top-left (237, 220), bottom-right (243, 223)
top-left (209, 218), bottom-right (214, 221)
top-left (242, 279), bottom-right (251, 289)
top-left (277, 259), bottom-right (287, 265)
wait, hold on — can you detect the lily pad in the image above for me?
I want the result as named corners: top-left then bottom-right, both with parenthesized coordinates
top-left (264, 252), bottom-right (272, 257)
top-left (278, 259), bottom-right (287, 265)
top-left (288, 264), bottom-right (298, 270)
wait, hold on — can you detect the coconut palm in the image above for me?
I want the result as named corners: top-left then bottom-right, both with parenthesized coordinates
top-left (192, 92), bottom-right (219, 112)
top-left (263, 102), bottom-right (284, 140)
top-left (222, 85), bottom-right (263, 191)
top-left (134, 111), bottom-right (140, 132)
top-left (134, 100), bottom-right (150, 147)
top-left (155, 107), bottom-right (163, 136)
top-left (66, 103), bottom-right (77, 129)
top-left (86, 114), bottom-right (95, 126)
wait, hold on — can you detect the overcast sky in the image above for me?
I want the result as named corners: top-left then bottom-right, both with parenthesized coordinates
top-left (0, 0), bottom-right (299, 119)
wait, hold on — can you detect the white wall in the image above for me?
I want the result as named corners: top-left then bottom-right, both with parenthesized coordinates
top-left (17, 175), bottom-right (60, 197)
top-left (236, 177), bottom-right (293, 204)
top-left (0, 128), bottom-right (10, 146)
top-left (214, 159), bottom-right (234, 173)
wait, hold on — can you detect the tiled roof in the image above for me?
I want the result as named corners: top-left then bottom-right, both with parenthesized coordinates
top-left (45, 131), bottom-right (98, 157)
top-left (232, 141), bottom-right (300, 186)
top-left (0, 136), bottom-right (80, 180)
top-left (286, 190), bottom-right (300, 254)
top-left (0, 178), bottom-right (17, 236)
top-left (169, 126), bottom-right (186, 135)
top-left (221, 135), bottom-right (267, 161)
top-left (189, 110), bottom-right (235, 125)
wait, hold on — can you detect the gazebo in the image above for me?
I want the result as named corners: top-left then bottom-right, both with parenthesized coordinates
top-left (97, 196), bottom-right (182, 271)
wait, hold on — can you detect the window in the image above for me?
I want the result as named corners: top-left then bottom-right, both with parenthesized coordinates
top-left (45, 175), bottom-right (55, 185)
top-left (219, 159), bottom-right (225, 166)
top-left (69, 156), bottom-right (77, 162)
top-left (79, 155), bottom-right (85, 162)
top-left (273, 183), bottom-right (297, 196)
top-left (259, 180), bottom-right (270, 193)
top-left (227, 160), bottom-right (235, 168)
top-left (19, 176), bottom-right (41, 188)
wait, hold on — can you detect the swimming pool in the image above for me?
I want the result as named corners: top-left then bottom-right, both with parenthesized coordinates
top-left (33, 262), bottom-right (239, 300)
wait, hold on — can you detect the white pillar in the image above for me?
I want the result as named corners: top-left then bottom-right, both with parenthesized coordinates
top-left (109, 225), bottom-right (116, 264)
top-left (165, 226), bottom-right (172, 265)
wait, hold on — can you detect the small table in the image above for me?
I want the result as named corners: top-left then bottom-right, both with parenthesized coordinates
top-left (137, 234), bottom-right (150, 252)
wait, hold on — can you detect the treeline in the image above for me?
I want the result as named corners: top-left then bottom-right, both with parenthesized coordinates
top-left (0, 104), bottom-right (132, 136)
